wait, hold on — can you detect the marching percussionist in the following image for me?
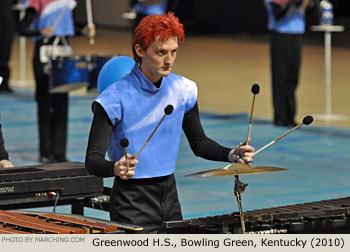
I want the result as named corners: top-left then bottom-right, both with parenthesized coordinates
top-left (19, 0), bottom-right (95, 164)
top-left (85, 13), bottom-right (255, 233)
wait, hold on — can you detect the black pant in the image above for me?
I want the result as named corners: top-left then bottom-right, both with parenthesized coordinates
top-left (270, 32), bottom-right (303, 125)
top-left (110, 174), bottom-right (183, 234)
top-left (33, 39), bottom-right (68, 161)
top-left (0, 0), bottom-right (15, 90)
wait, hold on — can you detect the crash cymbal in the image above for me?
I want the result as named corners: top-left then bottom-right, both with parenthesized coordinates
top-left (185, 163), bottom-right (288, 178)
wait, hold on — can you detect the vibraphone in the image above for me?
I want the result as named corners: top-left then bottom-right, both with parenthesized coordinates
top-left (0, 209), bottom-right (144, 234)
top-left (165, 197), bottom-right (350, 234)
top-left (0, 162), bottom-right (103, 215)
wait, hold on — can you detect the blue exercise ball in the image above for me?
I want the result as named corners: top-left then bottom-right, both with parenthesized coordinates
top-left (97, 56), bottom-right (135, 94)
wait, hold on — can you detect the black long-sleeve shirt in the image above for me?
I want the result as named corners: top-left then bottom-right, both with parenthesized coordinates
top-left (85, 102), bottom-right (231, 178)
top-left (19, 7), bottom-right (41, 37)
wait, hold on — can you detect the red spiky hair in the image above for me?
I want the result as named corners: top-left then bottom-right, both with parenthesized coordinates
top-left (132, 12), bottom-right (185, 63)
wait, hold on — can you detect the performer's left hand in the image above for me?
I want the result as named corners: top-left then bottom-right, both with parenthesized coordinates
top-left (0, 159), bottom-right (14, 168)
top-left (228, 138), bottom-right (255, 165)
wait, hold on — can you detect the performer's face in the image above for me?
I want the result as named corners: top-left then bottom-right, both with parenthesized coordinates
top-left (136, 36), bottom-right (178, 83)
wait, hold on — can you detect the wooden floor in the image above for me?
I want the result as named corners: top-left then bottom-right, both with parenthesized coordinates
top-left (8, 28), bottom-right (350, 128)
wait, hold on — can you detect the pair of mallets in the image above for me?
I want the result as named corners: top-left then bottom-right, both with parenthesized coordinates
top-left (237, 83), bottom-right (312, 234)
top-left (119, 105), bottom-right (174, 172)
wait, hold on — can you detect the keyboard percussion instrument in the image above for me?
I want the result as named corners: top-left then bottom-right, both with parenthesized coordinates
top-left (0, 162), bottom-right (103, 214)
top-left (165, 197), bottom-right (350, 234)
top-left (0, 162), bottom-right (144, 233)
top-left (0, 210), bottom-right (122, 234)
top-left (0, 159), bottom-right (348, 234)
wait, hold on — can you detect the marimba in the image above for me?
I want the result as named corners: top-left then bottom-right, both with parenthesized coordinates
top-left (165, 197), bottom-right (350, 234)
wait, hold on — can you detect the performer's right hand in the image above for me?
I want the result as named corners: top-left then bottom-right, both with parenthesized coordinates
top-left (114, 154), bottom-right (138, 180)
top-left (41, 27), bottom-right (54, 38)
top-left (228, 138), bottom-right (255, 165)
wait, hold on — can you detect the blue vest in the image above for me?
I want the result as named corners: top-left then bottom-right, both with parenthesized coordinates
top-left (95, 65), bottom-right (197, 179)
top-left (265, 0), bottom-right (306, 34)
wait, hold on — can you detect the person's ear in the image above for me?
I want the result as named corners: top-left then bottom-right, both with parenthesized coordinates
top-left (134, 44), bottom-right (145, 58)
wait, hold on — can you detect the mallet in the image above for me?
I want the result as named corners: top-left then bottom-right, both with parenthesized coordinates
top-left (135, 105), bottom-right (174, 158)
top-left (254, 116), bottom-right (314, 155)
